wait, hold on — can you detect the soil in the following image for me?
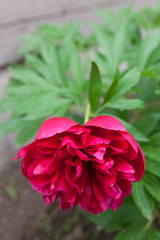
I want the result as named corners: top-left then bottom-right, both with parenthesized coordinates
top-left (0, 152), bottom-right (115, 240)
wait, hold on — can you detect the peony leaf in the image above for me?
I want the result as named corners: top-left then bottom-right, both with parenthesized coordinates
top-left (107, 98), bottom-right (144, 110)
top-left (132, 181), bottom-right (155, 220)
top-left (94, 21), bottom-right (128, 76)
top-left (88, 198), bottom-right (143, 231)
top-left (103, 69), bottom-right (120, 104)
top-left (114, 220), bottom-right (146, 240)
top-left (135, 31), bottom-right (160, 70)
top-left (16, 119), bottom-right (45, 145)
top-left (148, 228), bottom-right (160, 240)
top-left (0, 118), bottom-right (23, 138)
top-left (89, 62), bottom-right (102, 113)
top-left (149, 131), bottom-right (160, 147)
top-left (110, 116), bottom-right (149, 142)
top-left (113, 68), bottom-right (140, 100)
top-left (145, 158), bottom-right (160, 177)
top-left (156, 87), bottom-right (160, 95)
top-left (143, 172), bottom-right (160, 202)
top-left (40, 43), bottom-right (68, 87)
top-left (25, 54), bottom-right (54, 84)
top-left (134, 113), bottom-right (160, 135)
top-left (9, 66), bottom-right (49, 86)
top-left (142, 146), bottom-right (160, 162)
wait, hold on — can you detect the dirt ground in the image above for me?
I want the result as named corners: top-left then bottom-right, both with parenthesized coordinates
top-left (0, 148), bottom-right (115, 240)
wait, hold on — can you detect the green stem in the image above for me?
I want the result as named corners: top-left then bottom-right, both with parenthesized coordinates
top-left (144, 211), bottom-right (158, 231)
top-left (84, 102), bottom-right (91, 123)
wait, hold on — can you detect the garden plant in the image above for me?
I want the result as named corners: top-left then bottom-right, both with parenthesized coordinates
top-left (1, 1), bottom-right (160, 239)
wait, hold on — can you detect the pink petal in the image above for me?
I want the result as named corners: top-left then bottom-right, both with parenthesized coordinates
top-left (65, 158), bottom-right (83, 181)
top-left (114, 158), bottom-right (135, 173)
top-left (96, 170), bottom-right (116, 187)
top-left (118, 172), bottom-right (136, 181)
top-left (84, 116), bottom-right (127, 131)
top-left (27, 156), bottom-right (52, 176)
top-left (87, 145), bottom-right (106, 162)
top-left (60, 190), bottom-right (77, 210)
top-left (35, 117), bottom-right (78, 140)
top-left (60, 135), bottom-right (82, 149)
top-left (119, 131), bottom-right (138, 155)
top-left (78, 179), bottom-right (91, 210)
top-left (43, 192), bottom-right (59, 205)
top-left (13, 142), bottom-right (35, 160)
top-left (67, 125), bottom-right (90, 135)
top-left (93, 157), bottom-right (114, 173)
top-left (50, 171), bottom-right (59, 190)
top-left (30, 175), bottom-right (52, 187)
top-left (104, 184), bottom-right (122, 200)
top-left (131, 146), bottom-right (145, 181)
top-left (85, 135), bottom-right (110, 147)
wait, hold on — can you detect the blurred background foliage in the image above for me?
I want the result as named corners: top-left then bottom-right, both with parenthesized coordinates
top-left (0, 1), bottom-right (160, 239)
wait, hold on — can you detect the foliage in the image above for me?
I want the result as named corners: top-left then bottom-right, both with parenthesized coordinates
top-left (1, 1), bottom-right (160, 239)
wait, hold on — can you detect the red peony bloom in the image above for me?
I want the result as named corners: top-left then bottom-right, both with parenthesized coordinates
top-left (14, 116), bottom-right (145, 214)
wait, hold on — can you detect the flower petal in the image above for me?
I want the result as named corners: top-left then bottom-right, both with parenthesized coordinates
top-left (35, 117), bottom-right (78, 140)
top-left (131, 146), bottom-right (145, 181)
top-left (84, 115), bottom-right (127, 131)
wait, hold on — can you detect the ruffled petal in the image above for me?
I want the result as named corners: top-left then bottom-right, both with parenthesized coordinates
top-left (84, 115), bottom-right (127, 131)
top-left (131, 146), bottom-right (145, 181)
top-left (35, 117), bottom-right (78, 140)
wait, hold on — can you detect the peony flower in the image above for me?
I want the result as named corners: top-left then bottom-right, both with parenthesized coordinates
top-left (14, 116), bottom-right (145, 214)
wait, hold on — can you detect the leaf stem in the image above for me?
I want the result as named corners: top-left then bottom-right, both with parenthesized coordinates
top-left (84, 102), bottom-right (91, 123)
top-left (144, 210), bottom-right (158, 231)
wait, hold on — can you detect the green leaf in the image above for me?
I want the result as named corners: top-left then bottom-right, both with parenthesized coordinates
top-left (16, 119), bottom-right (44, 144)
top-left (94, 8), bottom-right (113, 25)
top-left (113, 21), bottom-right (128, 67)
top-left (88, 197), bottom-right (143, 231)
top-left (132, 181), bottom-right (155, 220)
top-left (103, 69), bottom-right (120, 104)
top-left (107, 98), bottom-right (144, 110)
top-left (11, 92), bottom-right (58, 118)
top-left (6, 185), bottom-right (17, 200)
top-left (115, 117), bottom-right (149, 142)
top-left (54, 100), bottom-right (72, 117)
top-left (141, 63), bottom-right (160, 80)
top-left (25, 54), bottom-right (54, 84)
top-left (0, 118), bottom-right (23, 138)
top-left (96, 114), bottom-right (149, 142)
top-left (114, 220), bottom-right (146, 240)
top-left (149, 131), bottom-right (160, 147)
top-left (136, 31), bottom-right (160, 70)
top-left (147, 44), bottom-right (160, 66)
top-left (143, 172), bottom-right (160, 202)
top-left (5, 84), bottom-right (47, 96)
top-left (26, 98), bottom-right (72, 119)
top-left (40, 43), bottom-right (67, 86)
top-left (94, 28), bottom-right (114, 74)
top-left (113, 68), bottom-right (140, 99)
top-left (156, 87), bottom-right (160, 95)
top-left (148, 228), bottom-right (160, 240)
top-left (94, 21), bottom-right (128, 75)
top-left (19, 35), bottom-right (44, 55)
top-left (138, 77), bottom-right (158, 103)
top-left (89, 62), bottom-right (102, 112)
top-left (145, 158), bottom-right (160, 177)
top-left (134, 114), bottom-right (160, 135)
top-left (9, 66), bottom-right (48, 86)
top-left (7, 91), bottom-right (72, 120)
top-left (142, 146), bottom-right (160, 162)
top-left (70, 45), bottom-right (83, 91)
top-left (38, 23), bottom-right (64, 39)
